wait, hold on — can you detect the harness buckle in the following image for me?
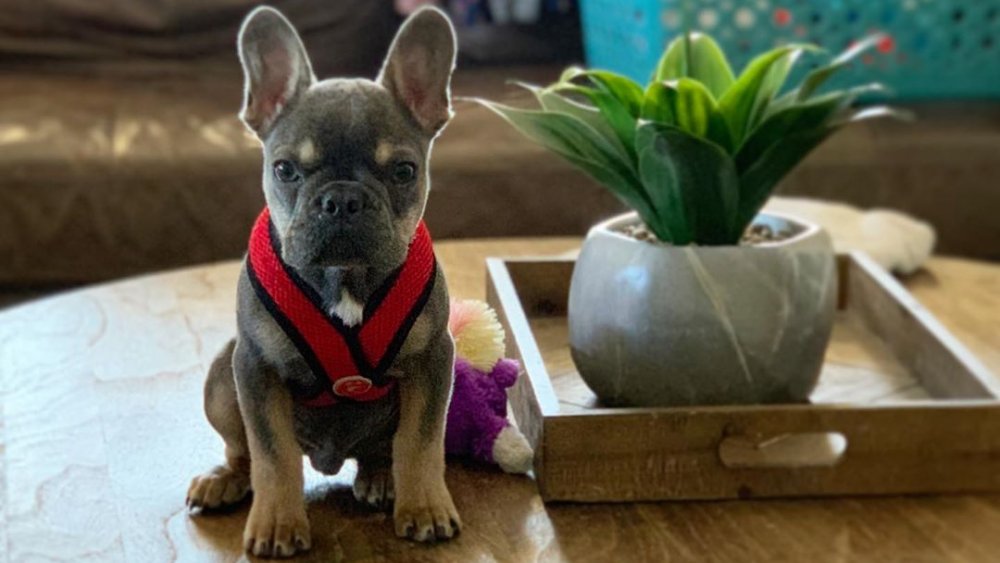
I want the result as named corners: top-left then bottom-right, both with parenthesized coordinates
top-left (332, 375), bottom-right (374, 398)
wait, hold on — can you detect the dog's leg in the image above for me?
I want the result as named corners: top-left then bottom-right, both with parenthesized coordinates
top-left (233, 340), bottom-right (311, 558)
top-left (188, 339), bottom-right (252, 509)
top-left (353, 458), bottom-right (395, 510)
top-left (392, 333), bottom-right (461, 542)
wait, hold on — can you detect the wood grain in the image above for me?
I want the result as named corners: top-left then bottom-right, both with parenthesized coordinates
top-left (486, 260), bottom-right (561, 441)
top-left (541, 403), bottom-right (1000, 501)
top-left (2, 239), bottom-right (1000, 562)
top-left (847, 252), bottom-right (1000, 399)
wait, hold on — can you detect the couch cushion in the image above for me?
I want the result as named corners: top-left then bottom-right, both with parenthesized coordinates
top-left (0, 74), bottom-right (263, 284)
top-left (0, 0), bottom-right (397, 78)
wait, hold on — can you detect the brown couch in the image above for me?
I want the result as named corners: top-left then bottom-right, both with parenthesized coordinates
top-left (1, 1), bottom-right (998, 293)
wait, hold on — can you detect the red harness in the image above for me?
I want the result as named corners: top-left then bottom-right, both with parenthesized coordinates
top-left (246, 208), bottom-right (437, 407)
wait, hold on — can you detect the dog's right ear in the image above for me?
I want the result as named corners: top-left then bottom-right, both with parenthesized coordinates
top-left (237, 6), bottom-right (315, 138)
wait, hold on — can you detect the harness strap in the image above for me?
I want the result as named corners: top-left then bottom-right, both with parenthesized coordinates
top-left (246, 208), bottom-right (437, 406)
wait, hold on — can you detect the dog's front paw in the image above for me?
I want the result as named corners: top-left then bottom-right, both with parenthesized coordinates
top-left (187, 464), bottom-right (251, 510)
top-left (243, 496), bottom-right (311, 558)
top-left (393, 481), bottom-right (461, 542)
top-left (353, 463), bottom-right (395, 510)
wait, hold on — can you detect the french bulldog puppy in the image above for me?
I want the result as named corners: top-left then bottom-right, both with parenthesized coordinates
top-left (186, 6), bottom-right (460, 557)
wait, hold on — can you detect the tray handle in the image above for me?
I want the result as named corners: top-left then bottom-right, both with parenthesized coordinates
top-left (719, 432), bottom-right (847, 468)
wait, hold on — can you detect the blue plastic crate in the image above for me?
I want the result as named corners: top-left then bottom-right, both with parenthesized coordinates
top-left (580, 0), bottom-right (1000, 99)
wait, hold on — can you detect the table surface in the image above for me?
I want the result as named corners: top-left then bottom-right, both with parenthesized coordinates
top-left (2, 238), bottom-right (1000, 563)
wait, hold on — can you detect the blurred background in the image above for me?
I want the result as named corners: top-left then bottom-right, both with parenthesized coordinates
top-left (0, 0), bottom-right (997, 307)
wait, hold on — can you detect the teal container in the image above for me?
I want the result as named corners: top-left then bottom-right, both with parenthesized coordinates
top-left (580, 0), bottom-right (1000, 99)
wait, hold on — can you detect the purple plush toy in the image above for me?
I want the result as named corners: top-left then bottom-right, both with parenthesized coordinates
top-left (445, 300), bottom-right (534, 473)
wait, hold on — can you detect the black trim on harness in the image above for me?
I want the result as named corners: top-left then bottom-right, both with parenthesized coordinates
top-left (246, 262), bottom-right (329, 401)
top-left (372, 261), bottom-right (438, 377)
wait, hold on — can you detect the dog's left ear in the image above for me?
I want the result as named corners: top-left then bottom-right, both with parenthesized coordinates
top-left (378, 7), bottom-right (457, 134)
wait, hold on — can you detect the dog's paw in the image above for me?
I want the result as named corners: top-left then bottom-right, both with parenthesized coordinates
top-left (393, 482), bottom-right (461, 542)
top-left (353, 464), bottom-right (395, 510)
top-left (187, 464), bottom-right (251, 510)
top-left (243, 496), bottom-right (311, 558)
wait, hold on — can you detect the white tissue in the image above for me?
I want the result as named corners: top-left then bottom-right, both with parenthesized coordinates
top-left (766, 196), bottom-right (936, 274)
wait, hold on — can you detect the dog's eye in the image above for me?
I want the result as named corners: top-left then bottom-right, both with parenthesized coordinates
top-left (391, 162), bottom-right (417, 184)
top-left (273, 160), bottom-right (301, 183)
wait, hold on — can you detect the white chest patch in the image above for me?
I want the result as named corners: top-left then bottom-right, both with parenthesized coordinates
top-left (331, 289), bottom-right (364, 327)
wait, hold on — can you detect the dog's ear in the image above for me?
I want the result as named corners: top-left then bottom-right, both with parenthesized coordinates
top-left (378, 7), bottom-right (457, 134)
top-left (237, 6), bottom-right (315, 137)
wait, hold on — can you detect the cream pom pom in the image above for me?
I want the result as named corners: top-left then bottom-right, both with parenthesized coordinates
top-left (448, 299), bottom-right (506, 372)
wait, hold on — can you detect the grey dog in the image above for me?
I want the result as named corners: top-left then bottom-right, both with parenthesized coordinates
top-left (187, 5), bottom-right (460, 557)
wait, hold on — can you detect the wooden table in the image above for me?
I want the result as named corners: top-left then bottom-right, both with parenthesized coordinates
top-left (1, 238), bottom-right (999, 562)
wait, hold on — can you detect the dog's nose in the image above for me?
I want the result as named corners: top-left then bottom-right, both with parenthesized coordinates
top-left (317, 191), bottom-right (365, 218)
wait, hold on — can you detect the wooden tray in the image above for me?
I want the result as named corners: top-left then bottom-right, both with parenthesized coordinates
top-left (486, 253), bottom-right (1000, 502)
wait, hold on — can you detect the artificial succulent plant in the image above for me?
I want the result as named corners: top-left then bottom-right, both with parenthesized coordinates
top-left (474, 33), bottom-right (907, 245)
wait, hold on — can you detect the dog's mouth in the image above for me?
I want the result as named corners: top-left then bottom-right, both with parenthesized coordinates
top-left (279, 224), bottom-right (402, 271)
top-left (282, 235), bottom-right (369, 269)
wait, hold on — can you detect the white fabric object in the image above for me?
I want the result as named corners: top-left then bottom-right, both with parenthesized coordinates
top-left (492, 425), bottom-right (534, 474)
top-left (765, 197), bottom-right (936, 275)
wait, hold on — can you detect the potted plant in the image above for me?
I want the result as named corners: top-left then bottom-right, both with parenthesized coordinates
top-left (474, 33), bottom-right (906, 407)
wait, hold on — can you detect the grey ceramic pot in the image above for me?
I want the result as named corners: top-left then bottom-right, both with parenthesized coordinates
top-left (568, 211), bottom-right (837, 407)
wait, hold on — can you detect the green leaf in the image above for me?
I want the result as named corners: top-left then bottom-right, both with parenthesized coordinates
top-left (561, 151), bottom-right (668, 241)
top-left (734, 97), bottom-right (911, 229)
top-left (550, 82), bottom-right (638, 162)
top-left (549, 69), bottom-right (644, 161)
top-left (558, 65), bottom-right (583, 83)
top-left (654, 36), bottom-right (687, 82)
top-left (512, 81), bottom-right (630, 161)
top-left (734, 91), bottom-right (850, 173)
top-left (833, 105), bottom-right (915, 126)
top-left (736, 127), bottom-right (834, 230)
top-left (559, 67), bottom-right (644, 117)
top-left (640, 82), bottom-right (676, 125)
top-left (797, 34), bottom-right (885, 101)
top-left (469, 98), bottom-right (660, 228)
top-left (766, 81), bottom-right (889, 119)
top-left (718, 44), bottom-right (815, 145)
top-left (641, 79), bottom-right (733, 152)
top-left (654, 32), bottom-right (736, 99)
top-left (749, 50), bottom-right (802, 126)
top-left (636, 122), bottom-right (740, 245)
